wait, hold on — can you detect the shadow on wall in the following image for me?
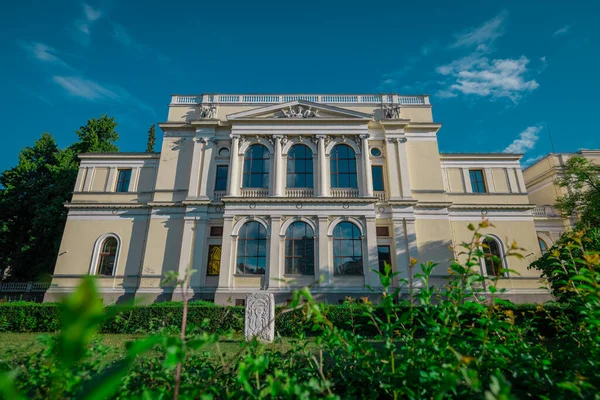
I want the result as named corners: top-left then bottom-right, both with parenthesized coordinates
top-left (153, 217), bottom-right (185, 303)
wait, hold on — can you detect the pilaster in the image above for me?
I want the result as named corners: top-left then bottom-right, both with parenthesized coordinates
top-left (385, 139), bottom-right (402, 200)
top-left (273, 136), bottom-right (284, 197)
top-left (396, 138), bottom-right (412, 199)
top-left (364, 217), bottom-right (380, 287)
top-left (317, 216), bottom-right (331, 286)
top-left (188, 137), bottom-right (204, 198)
top-left (462, 168), bottom-right (473, 193)
top-left (198, 138), bottom-right (216, 199)
top-left (217, 216), bottom-right (235, 289)
top-left (317, 135), bottom-right (329, 197)
top-left (178, 218), bottom-right (197, 282)
top-left (361, 134), bottom-right (374, 197)
top-left (191, 218), bottom-right (208, 289)
top-left (228, 135), bottom-right (241, 196)
top-left (268, 215), bottom-right (282, 287)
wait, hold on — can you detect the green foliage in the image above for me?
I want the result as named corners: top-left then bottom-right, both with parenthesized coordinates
top-left (554, 155), bottom-right (600, 226)
top-left (1, 221), bottom-right (599, 399)
top-left (0, 116), bottom-right (120, 282)
top-left (529, 227), bottom-right (600, 301)
top-left (146, 124), bottom-right (156, 153)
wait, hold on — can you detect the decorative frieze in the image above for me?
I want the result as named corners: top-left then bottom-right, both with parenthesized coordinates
top-left (277, 105), bottom-right (320, 118)
top-left (198, 104), bottom-right (217, 119)
top-left (382, 104), bottom-right (401, 119)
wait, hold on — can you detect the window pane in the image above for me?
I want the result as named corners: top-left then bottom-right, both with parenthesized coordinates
top-left (206, 245), bottom-right (221, 275)
top-left (372, 166), bottom-right (384, 191)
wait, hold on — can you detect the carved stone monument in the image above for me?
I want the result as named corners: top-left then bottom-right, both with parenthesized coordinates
top-left (244, 293), bottom-right (275, 342)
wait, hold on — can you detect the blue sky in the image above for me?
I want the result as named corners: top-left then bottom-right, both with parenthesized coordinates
top-left (1, 0), bottom-right (598, 172)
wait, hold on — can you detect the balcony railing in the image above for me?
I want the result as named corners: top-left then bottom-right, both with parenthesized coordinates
top-left (0, 282), bottom-right (50, 292)
top-left (374, 191), bottom-right (387, 202)
top-left (240, 188), bottom-right (269, 198)
top-left (213, 191), bottom-right (226, 202)
top-left (171, 93), bottom-right (429, 106)
top-left (533, 205), bottom-right (560, 217)
top-left (331, 188), bottom-right (360, 198)
top-left (285, 188), bottom-right (314, 198)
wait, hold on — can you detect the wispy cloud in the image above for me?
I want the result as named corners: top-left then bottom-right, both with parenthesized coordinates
top-left (72, 3), bottom-right (104, 45)
top-left (19, 41), bottom-right (70, 68)
top-left (503, 126), bottom-right (542, 154)
top-left (553, 25), bottom-right (570, 37)
top-left (52, 75), bottom-right (155, 114)
top-left (522, 154), bottom-right (544, 166)
top-left (449, 11), bottom-right (507, 50)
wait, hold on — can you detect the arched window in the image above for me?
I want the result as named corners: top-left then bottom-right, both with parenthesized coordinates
top-left (96, 236), bottom-right (118, 276)
top-left (243, 144), bottom-right (269, 188)
top-left (330, 144), bottom-right (357, 188)
top-left (285, 221), bottom-right (315, 275)
top-left (482, 236), bottom-right (506, 277)
top-left (236, 221), bottom-right (267, 275)
top-left (287, 145), bottom-right (313, 188)
top-left (538, 237), bottom-right (548, 254)
top-left (333, 221), bottom-right (363, 276)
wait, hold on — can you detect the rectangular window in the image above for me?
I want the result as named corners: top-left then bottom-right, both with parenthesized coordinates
top-left (115, 169), bottom-right (132, 192)
top-left (377, 245), bottom-right (392, 273)
top-left (372, 166), bottom-right (385, 191)
top-left (376, 227), bottom-right (390, 237)
top-left (210, 226), bottom-right (223, 237)
top-left (214, 165), bottom-right (228, 191)
top-left (206, 245), bottom-right (221, 275)
top-left (469, 169), bottom-right (487, 193)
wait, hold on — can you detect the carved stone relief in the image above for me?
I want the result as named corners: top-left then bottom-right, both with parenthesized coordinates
top-left (198, 104), bottom-right (216, 119)
top-left (244, 293), bottom-right (275, 342)
top-left (382, 104), bottom-right (401, 119)
top-left (277, 105), bottom-right (320, 118)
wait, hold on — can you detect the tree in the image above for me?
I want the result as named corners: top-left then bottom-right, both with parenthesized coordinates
top-left (146, 124), bottom-right (156, 152)
top-left (554, 156), bottom-right (600, 227)
top-left (0, 116), bottom-right (120, 282)
top-left (70, 114), bottom-right (119, 154)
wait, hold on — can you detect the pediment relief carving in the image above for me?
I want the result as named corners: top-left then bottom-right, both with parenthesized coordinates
top-left (227, 100), bottom-right (373, 120)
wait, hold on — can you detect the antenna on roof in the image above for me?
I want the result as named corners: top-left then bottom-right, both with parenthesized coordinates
top-left (547, 124), bottom-right (556, 153)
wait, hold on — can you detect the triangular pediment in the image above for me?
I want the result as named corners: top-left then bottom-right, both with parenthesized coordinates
top-left (226, 100), bottom-right (373, 120)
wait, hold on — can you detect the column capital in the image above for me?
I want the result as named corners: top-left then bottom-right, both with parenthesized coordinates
top-left (359, 133), bottom-right (371, 140)
top-left (229, 133), bottom-right (241, 140)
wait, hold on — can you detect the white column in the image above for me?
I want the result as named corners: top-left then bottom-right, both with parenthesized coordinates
top-left (267, 215), bottom-right (281, 288)
top-left (516, 168), bottom-right (527, 193)
top-left (83, 167), bottom-right (94, 192)
top-left (178, 218), bottom-right (196, 283)
top-left (188, 137), bottom-right (204, 198)
top-left (385, 139), bottom-right (401, 200)
top-left (217, 216), bottom-right (235, 289)
top-left (317, 216), bottom-right (330, 286)
top-left (105, 168), bottom-right (116, 192)
top-left (317, 135), bottom-right (329, 197)
top-left (198, 138), bottom-right (216, 199)
top-left (273, 136), bottom-right (284, 197)
top-left (462, 168), bottom-right (473, 193)
top-left (129, 167), bottom-right (141, 193)
top-left (191, 218), bottom-right (208, 289)
top-left (484, 168), bottom-right (495, 193)
top-left (392, 218), bottom-right (409, 285)
top-left (396, 138), bottom-right (412, 199)
top-left (364, 217), bottom-right (380, 287)
top-left (228, 135), bottom-right (241, 196)
top-left (507, 168), bottom-right (519, 193)
top-left (361, 134), bottom-right (374, 197)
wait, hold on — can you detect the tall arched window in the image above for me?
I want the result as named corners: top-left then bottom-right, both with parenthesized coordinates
top-left (96, 236), bottom-right (118, 276)
top-left (236, 221), bottom-right (267, 275)
top-left (330, 144), bottom-right (357, 188)
top-left (482, 237), bottom-right (506, 277)
top-left (333, 221), bottom-right (363, 276)
top-left (287, 145), bottom-right (313, 188)
top-left (538, 237), bottom-right (548, 254)
top-left (243, 144), bottom-right (270, 188)
top-left (285, 221), bottom-right (315, 275)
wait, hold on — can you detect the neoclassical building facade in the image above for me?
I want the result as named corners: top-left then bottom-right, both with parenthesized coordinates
top-left (48, 93), bottom-right (551, 304)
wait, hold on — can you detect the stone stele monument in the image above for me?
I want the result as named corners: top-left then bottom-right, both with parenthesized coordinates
top-left (244, 293), bottom-right (275, 343)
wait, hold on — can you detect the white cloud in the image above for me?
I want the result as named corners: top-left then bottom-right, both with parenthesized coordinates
top-left (553, 25), bottom-right (570, 37)
top-left (436, 54), bottom-right (539, 101)
top-left (72, 3), bottom-right (104, 45)
top-left (522, 154), bottom-right (544, 166)
top-left (52, 75), bottom-right (155, 114)
top-left (19, 41), bottom-right (70, 68)
top-left (503, 126), bottom-right (542, 154)
top-left (450, 11), bottom-right (507, 49)
top-left (112, 23), bottom-right (133, 47)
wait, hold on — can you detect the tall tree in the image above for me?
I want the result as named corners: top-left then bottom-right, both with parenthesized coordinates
top-left (146, 124), bottom-right (156, 152)
top-left (0, 116), bottom-right (120, 282)
top-left (554, 156), bottom-right (600, 227)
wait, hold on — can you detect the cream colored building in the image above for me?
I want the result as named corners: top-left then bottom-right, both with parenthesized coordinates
top-left (524, 150), bottom-right (600, 252)
top-left (47, 93), bottom-right (552, 304)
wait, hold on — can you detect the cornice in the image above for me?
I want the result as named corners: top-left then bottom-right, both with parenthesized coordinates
top-left (449, 204), bottom-right (536, 210)
top-left (65, 203), bottom-right (148, 209)
top-left (221, 196), bottom-right (378, 204)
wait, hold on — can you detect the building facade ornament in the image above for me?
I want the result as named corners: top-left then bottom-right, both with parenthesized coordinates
top-left (382, 104), bottom-right (401, 119)
top-left (198, 104), bottom-right (217, 119)
top-left (278, 105), bottom-right (320, 118)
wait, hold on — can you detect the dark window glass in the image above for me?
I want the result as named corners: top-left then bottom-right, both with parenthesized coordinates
top-left (287, 145), bottom-right (313, 188)
top-left (115, 169), bottom-right (132, 192)
top-left (483, 237), bottom-right (504, 277)
top-left (330, 145), bottom-right (358, 188)
top-left (538, 238), bottom-right (548, 254)
top-left (206, 245), bottom-right (221, 275)
top-left (97, 237), bottom-right (118, 276)
top-left (376, 226), bottom-right (390, 237)
top-left (214, 165), bottom-right (228, 191)
top-left (333, 222), bottom-right (363, 275)
top-left (284, 221), bottom-right (315, 275)
top-left (242, 144), bottom-right (269, 188)
top-left (377, 245), bottom-right (392, 273)
top-left (469, 170), bottom-right (487, 193)
top-left (236, 221), bottom-right (267, 275)
top-left (209, 226), bottom-right (223, 237)
top-left (372, 166), bottom-right (384, 191)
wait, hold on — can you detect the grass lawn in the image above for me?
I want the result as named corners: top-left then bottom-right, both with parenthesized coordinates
top-left (0, 333), bottom-right (317, 366)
